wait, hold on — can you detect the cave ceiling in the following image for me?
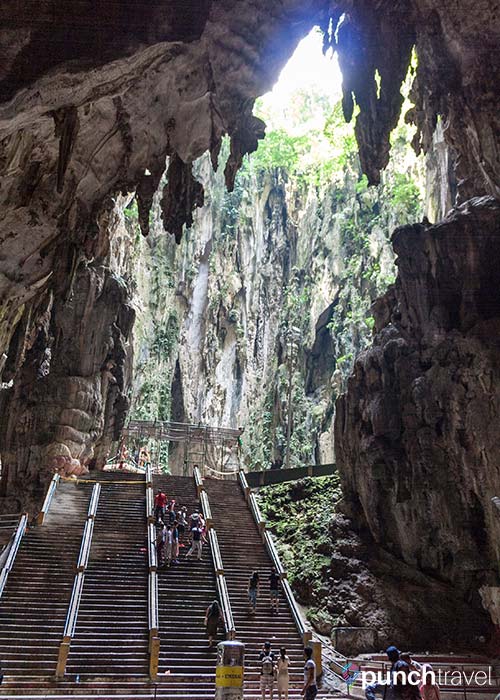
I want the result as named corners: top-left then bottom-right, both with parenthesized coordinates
top-left (0, 0), bottom-right (499, 366)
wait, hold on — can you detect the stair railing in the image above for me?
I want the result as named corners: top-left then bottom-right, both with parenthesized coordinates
top-left (200, 490), bottom-right (213, 528)
top-left (194, 465), bottom-right (204, 497)
top-left (37, 473), bottom-right (60, 525)
top-left (146, 470), bottom-right (159, 681)
top-left (193, 472), bottom-right (236, 640)
top-left (239, 471), bottom-right (251, 500)
top-left (238, 475), bottom-right (322, 670)
top-left (56, 483), bottom-right (100, 679)
top-left (0, 513), bottom-right (28, 598)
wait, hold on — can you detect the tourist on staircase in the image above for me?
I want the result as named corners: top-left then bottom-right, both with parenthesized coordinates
top-left (177, 506), bottom-right (187, 538)
top-left (270, 566), bottom-right (281, 614)
top-left (303, 646), bottom-right (318, 700)
top-left (171, 519), bottom-right (180, 564)
top-left (167, 499), bottom-right (177, 525)
top-left (156, 521), bottom-right (167, 565)
top-left (420, 664), bottom-right (441, 700)
top-left (164, 524), bottom-right (174, 566)
top-left (186, 521), bottom-right (204, 560)
top-left (259, 641), bottom-right (276, 700)
top-left (154, 489), bottom-right (167, 523)
top-left (276, 647), bottom-right (290, 700)
top-left (248, 570), bottom-right (260, 615)
top-left (204, 599), bottom-right (222, 649)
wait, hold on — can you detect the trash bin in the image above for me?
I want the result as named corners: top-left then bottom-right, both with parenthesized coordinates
top-left (215, 640), bottom-right (244, 700)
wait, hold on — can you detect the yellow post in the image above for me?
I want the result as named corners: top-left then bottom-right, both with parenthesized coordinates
top-left (150, 636), bottom-right (160, 681)
top-left (56, 638), bottom-right (71, 679)
top-left (303, 631), bottom-right (312, 645)
top-left (149, 628), bottom-right (158, 653)
top-left (36, 511), bottom-right (45, 526)
top-left (311, 640), bottom-right (322, 676)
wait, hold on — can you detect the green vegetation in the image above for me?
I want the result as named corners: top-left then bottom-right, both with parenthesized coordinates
top-left (258, 475), bottom-right (342, 614)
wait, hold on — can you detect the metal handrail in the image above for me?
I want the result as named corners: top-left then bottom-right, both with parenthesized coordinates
top-left (56, 485), bottom-right (99, 678)
top-left (194, 466), bottom-right (204, 495)
top-left (76, 519), bottom-right (95, 572)
top-left (281, 578), bottom-right (308, 637)
top-left (238, 471), bottom-right (250, 500)
top-left (37, 473), bottom-right (60, 525)
top-left (145, 470), bottom-right (160, 681)
top-left (0, 513), bottom-right (28, 598)
top-left (216, 572), bottom-right (236, 640)
top-left (148, 522), bottom-right (158, 571)
top-left (146, 486), bottom-right (154, 522)
top-left (248, 492), bottom-right (265, 529)
top-left (209, 529), bottom-right (224, 574)
top-left (63, 572), bottom-right (86, 639)
top-left (200, 490), bottom-right (213, 527)
top-left (263, 530), bottom-right (286, 578)
top-left (87, 483), bottom-right (101, 518)
top-left (149, 570), bottom-right (159, 632)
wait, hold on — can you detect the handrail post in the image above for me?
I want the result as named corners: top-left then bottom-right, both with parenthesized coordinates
top-left (37, 473), bottom-right (60, 525)
top-left (150, 636), bottom-right (160, 681)
top-left (56, 637), bottom-right (71, 679)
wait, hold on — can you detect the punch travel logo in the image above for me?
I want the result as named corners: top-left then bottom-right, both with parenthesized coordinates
top-left (342, 662), bottom-right (361, 687)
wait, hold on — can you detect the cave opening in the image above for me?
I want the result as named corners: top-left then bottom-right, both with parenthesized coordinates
top-left (0, 0), bottom-right (499, 671)
top-left (128, 26), bottom-right (426, 477)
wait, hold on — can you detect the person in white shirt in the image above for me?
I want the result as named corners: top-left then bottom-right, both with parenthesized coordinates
top-left (302, 646), bottom-right (317, 699)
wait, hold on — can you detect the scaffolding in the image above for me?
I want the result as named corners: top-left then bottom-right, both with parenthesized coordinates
top-left (115, 420), bottom-right (243, 477)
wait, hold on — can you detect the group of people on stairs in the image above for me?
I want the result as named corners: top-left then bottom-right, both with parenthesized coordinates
top-left (154, 488), bottom-right (319, 700)
top-left (248, 567), bottom-right (281, 615)
top-left (258, 640), bottom-right (318, 700)
top-left (154, 488), bottom-right (206, 566)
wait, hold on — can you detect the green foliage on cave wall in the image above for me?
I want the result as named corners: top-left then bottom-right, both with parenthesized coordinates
top-left (258, 475), bottom-right (343, 624)
top-left (124, 79), bottom-right (425, 474)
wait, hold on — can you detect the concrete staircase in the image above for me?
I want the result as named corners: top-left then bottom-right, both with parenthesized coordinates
top-left (204, 477), bottom-right (313, 698)
top-left (152, 474), bottom-right (220, 698)
top-left (0, 479), bottom-right (94, 682)
top-left (65, 471), bottom-right (149, 679)
top-left (0, 470), bottom-right (335, 699)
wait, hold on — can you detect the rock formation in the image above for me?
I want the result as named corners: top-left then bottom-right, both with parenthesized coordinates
top-left (0, 0), bottom-right (499, 648)
top-left (335, 197), bottom-right (500, 642)
top-left (130, 134), bottom-right (420, 473)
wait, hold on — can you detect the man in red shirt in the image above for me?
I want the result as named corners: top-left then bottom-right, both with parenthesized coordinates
top-left (154, 490), bottom-right (167, 523)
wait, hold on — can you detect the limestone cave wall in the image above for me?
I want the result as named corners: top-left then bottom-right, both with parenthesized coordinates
top-left (129, 137), bottom-right (423, 473)
top-left (0, 0), bottom-right (498, 645)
